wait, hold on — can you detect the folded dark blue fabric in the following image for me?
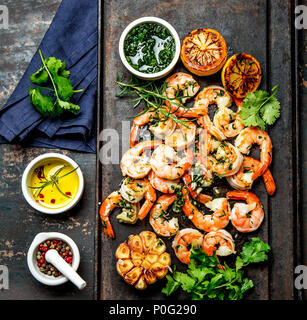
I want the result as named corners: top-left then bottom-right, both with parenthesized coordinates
top-left (0, 0), bottom-right (98, 153)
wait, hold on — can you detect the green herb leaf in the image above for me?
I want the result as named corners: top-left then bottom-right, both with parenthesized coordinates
top-left (239, 106), bottom-right (266, 130)
top-left (173, 272), bottom-right (196, 292)
top-left (239, 86), bottom-right (281, 130)
top-left (240, 278), bottom-right (254, 294)
top-left (29, 87), bottom-right (54, 117)
top-left (161, 275), bottom-right (180, 296)
top-left (240, 237), bottom-right (271, 265)
top-left (53, 74), bottom-right (74, 101)
top-left (55, 99), bottom-right (80, 115)
top-left (162, 238), bottom-right (270, 300)
top-left (260, 97), bottom-right (281, 125)
top-left (29, 50), bottom-right (82, 117)
top-left (235, 256), bottom-right (244, 271)
top-left (30, 66), bottom-right (49, 84)
top-left (45, 57), bottom-right (66, 76)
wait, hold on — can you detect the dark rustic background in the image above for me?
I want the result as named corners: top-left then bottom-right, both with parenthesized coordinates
top-left (0, 0), bottom-right (305, 300)
top-left (299, 0), bottom-right (307, 289)
top-left (0, 0), bottom-right (97, 300)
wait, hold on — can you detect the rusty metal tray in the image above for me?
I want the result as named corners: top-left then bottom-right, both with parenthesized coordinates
top-left (96, 0), bottom-right (302, 300)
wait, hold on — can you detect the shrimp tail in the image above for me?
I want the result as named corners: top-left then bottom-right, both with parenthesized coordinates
top-left (99, 191), bottom-right (124, 239)
top-left (198, 194), bottom-right (213, 204)
top-left (99, 204), bottom-right (115, 239)
top-left (130, 123), bottom-right (140, 148)
top-left (138, 185), bottom-right (157, 220)
top-left (198, 115), bottom-right (226, 141)
top-left (227, 190), bottom-right (262, 206)
top-left (226, 190), bottom-right (249, 200)
top-left (253, 164), bottom-right (268, 180)
top-left (262, 169), bottom-right (276, 196)
top-left (102, 218), bottom-right (115, 239)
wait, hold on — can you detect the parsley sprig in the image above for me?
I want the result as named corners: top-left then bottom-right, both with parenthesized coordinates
top-left (29, 50), bottom-right (83, 117)
top-left (239, 85), bottom-right (281, 130)
top-left (162, 237), bottom-right (270, 300)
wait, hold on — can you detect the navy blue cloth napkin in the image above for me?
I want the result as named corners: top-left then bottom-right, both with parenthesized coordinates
top-left (0, 0), bottom-right (98, 153)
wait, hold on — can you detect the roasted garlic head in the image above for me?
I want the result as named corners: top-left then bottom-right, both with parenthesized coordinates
top-left (115, 231), bottom-right (171, 290)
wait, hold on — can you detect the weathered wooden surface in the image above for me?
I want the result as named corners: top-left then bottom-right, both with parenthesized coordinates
top-left (299, 0), bottom-right (307, 301)
top-left (0, 1), bottom-right (97, 300)
top-left (268, 0), bottom-right (298, 300)
top-left (99, 0), bottom-right (300, 300)
top-left (0, 0), bottom-right (62, 107)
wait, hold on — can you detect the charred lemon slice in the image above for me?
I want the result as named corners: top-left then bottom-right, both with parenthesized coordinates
top-left (221, 53), bottom-right (262, 99)
top-left (116, 231), bottom-right (171, 290)
top-left (180, 28), bottom-right (228, 76)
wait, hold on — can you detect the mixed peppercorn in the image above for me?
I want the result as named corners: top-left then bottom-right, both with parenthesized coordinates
top-left (36, 239), bottom-right (73, 277)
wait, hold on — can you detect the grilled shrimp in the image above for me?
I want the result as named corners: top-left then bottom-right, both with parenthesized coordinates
top-left (163, 72), bottom-right (200, 117)
top-left (130, 108), bottom-right (176, 147)
top-left (196, 86), bottom-right (233, 140)
top-left (150, 144), bottom-right (193, 180)
top-left (206, 140), bottom-right (243, 177)
top-left (182, 187), bottom-right (230, 232)
top-left (165, 118), bottom-right (196, 150)
top-left (201, 229), bottom-right (235, 256)
top-left (213, 96), bottom-right (245, 138)
top-left (235, 127), bottom-right (272, 179)
top-left (193, 128), bottom-right (216, 188)
top-left (226, 156), bottom-right (276, 196)
top-left (120, 177), bottom-right (156, 220)
top-left (149, 194), bottom-right (179, 237)
top-left (197, 128), bottom-right (242, 177)
top-left (148, 170), bottom-right (180, 194)
top-left (182, 172), bottom-right (212, 205)
top-left (226, 190), bottom-right (264, 233)
top-left (99, 191), bottom-right (139, 238)
top-left (172, 228), bottom-right (204, 264)
top-left (164, 73), bottom-right (200, 104)
top-left (121, 140), bottom-right (162, 179)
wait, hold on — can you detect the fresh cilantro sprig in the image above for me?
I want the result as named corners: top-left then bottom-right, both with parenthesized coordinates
top-left (162, 237), bottom-right (270, 300)
top-left (29, 50), bottom-right (83, 117)
top-left (239, 85), bottom-right (281, 130)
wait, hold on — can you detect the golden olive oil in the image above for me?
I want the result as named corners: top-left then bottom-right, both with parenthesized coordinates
top-left (29, 160), bottom-right (79, 209)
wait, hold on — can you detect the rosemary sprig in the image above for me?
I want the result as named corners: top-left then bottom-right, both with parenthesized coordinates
top-left (28, 165), bottom-right (79, 198)
top-left (115, 74), bottom-right (192, 129)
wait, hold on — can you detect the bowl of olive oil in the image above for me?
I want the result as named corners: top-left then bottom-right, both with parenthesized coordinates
top-left (21, 153), bottom-right (84, 214)
top-left (119, 17), bottom-right (180, 80)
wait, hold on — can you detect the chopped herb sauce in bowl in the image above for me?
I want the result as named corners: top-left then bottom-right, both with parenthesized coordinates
top-left (119, 17), bottom-right (180, 80)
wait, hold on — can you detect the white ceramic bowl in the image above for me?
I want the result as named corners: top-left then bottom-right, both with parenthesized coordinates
top-left (27, 232), bottom-right (81, 286)
top-left (119, 17), bottom-right (180, 80)
top-left (21, 153), bottom-right (84, 214)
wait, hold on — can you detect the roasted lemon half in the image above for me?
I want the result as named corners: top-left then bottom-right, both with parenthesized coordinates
top-left (115, 231), bottom-right (171, 290)
top-left (221, 53), bottom-right (262, 99)
top-left (180, 28), bottom-right (228, 76)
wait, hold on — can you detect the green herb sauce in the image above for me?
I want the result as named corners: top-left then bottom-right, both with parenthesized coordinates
top-left (124, 23), bottom-right (175, 74)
